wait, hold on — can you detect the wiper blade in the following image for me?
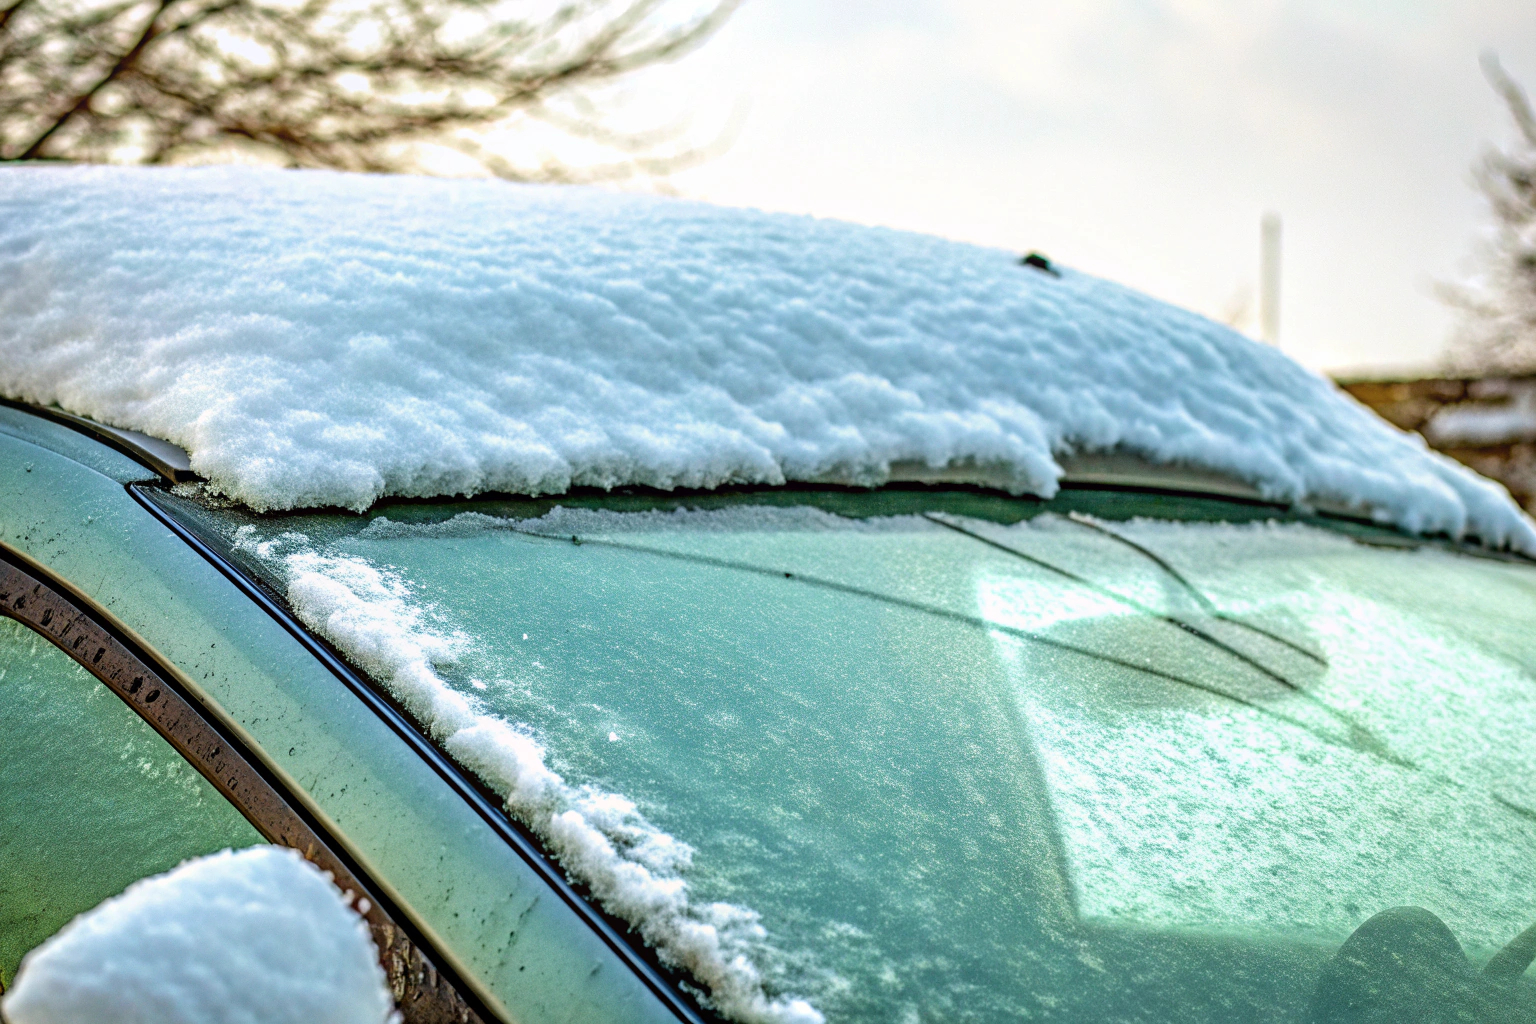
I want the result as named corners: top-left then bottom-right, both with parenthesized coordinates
top-left (921, 512), bottom-right (1303, 692)
top-left (921, 512), bottom-right (1404, 765)
top-left (1064, 512), bottom-right (1328, 667)
top-left (506, 524), bottom-right (1408, 766)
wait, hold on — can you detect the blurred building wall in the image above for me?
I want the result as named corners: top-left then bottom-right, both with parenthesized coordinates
top-left (1339, 376), bottom-right (1536, 514)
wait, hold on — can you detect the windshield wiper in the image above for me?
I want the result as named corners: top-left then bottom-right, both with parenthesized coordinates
top-left (506, 524), bottom-right (1408, 766)
top-left (1063, 512), bottom-right (1327, 667)
top-left (921, 512), bottom-right (1305, 692)
top-left (921, 512), bottom-right (1404, 765)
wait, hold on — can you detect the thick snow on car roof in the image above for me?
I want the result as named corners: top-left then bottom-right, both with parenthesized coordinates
top-left (1, 164), bottom-right (1532, 550)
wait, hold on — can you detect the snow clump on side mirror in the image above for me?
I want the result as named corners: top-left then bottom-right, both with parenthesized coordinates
top-left (1, 845), bottom-right (398, 1024)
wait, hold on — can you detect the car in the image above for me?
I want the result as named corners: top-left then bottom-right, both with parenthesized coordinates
top-left (5, 164), bottom-right (1536, 1024)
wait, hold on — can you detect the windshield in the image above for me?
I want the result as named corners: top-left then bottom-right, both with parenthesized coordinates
top-left (154, 486), bottom-right (1536, 1024)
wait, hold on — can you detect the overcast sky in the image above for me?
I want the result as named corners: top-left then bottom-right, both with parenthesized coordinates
top-left (654, 0), bottom-right (1536, 376)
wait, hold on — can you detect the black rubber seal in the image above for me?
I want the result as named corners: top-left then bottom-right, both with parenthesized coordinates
top-left (130, 483), bottom-right (715, 1024)
top-left (0, 541), bottom-right (496, 1024)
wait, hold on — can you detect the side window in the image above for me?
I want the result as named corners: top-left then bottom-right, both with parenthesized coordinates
top-left (0, 615), bottom-right (263, 985)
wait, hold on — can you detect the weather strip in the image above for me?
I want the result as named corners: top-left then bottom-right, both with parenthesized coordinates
top-left (131, 484), bottom-right (717, 1024)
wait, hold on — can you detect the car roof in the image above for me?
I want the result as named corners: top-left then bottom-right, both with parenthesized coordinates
top-left (2, 164), bottom-right (1531, 551)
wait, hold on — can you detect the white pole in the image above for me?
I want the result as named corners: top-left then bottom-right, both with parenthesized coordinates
top-left (1260, 212), bottom-right (1282, 346)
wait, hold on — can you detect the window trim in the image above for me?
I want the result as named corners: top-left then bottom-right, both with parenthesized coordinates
top-left (0, 397), bottom-right (196, 484)
top-left (130, 483), bottom-right (714, 1024)
top-left (0, 542), bottom-right (493, 1024)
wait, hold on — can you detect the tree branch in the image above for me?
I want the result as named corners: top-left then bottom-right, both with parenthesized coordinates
top-left (2, 0), bottom-right (739, 178)
top-left (1483, 52), bottom-right (1536, 149)
top-left (17, 0), bottom-right (178, 157)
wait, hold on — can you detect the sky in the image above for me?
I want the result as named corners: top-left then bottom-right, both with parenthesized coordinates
top-left (644, 0), bottom-right (1536, 377)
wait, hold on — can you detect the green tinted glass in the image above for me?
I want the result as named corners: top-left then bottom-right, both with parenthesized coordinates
top-left (0, 617), bottom-right (263, 983)
top-left (180, 490), bottom-right (1536, 1023)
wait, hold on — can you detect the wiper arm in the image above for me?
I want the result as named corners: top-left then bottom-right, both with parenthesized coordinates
top-left (1064, 512), bottom-right (1327, 667)
top-left (506, 524), bottom-right (1409, 766)
top-left (921, 512), bottom-right (1304, 692)
top-left (922, 512), bottom-right (1404, 764)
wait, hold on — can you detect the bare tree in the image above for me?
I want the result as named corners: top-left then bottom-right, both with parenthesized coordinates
top-left (1445, 54), bottom-right (1536, 374)
top-left (0, 0), bottom-right (738, 180)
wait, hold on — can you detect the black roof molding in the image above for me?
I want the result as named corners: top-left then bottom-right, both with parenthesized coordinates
top-left (1, 400), bottom-right (197, 484)
top-left (0, 399), bottom-right (1371, 523)
top-left (874, 452), bottom-right (1367, 518)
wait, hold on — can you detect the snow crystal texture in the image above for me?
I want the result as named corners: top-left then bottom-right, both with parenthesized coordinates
top-left (230, 527), bottom-right (821, 1024)
top-left (1, 846), bottom-right (396, 1024)
top-left (0, 164), bottom-right (1530, 549)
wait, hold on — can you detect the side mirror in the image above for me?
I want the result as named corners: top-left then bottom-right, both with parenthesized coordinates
top-left (2, 846), bottom-right (397, 1024)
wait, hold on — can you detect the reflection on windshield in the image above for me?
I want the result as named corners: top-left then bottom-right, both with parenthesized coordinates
top-left (1062, 513), bottom-right (1329, 666)
top-left (157, 491), bottom-right (1536, 1024)
top-left (513, 516), bottom-right (1402, 767)
top-left (1309, 906), bottom-right (1536, 1024)
top-left (923, 510), bottom-right (1315, 690)
top-left (919, 511), bottom-right (1410, 769)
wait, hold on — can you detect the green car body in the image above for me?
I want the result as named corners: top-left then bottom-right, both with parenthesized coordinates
top-left (8, 400), bottom-right (1536, 1024)
top-left (0, 404), bottom-right (678, 1024)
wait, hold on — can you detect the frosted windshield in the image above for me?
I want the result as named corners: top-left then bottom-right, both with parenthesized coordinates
top-left (199, 499), bottom-right (1536, 1023)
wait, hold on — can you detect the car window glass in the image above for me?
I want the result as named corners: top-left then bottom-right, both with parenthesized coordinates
top-left (0, 617), bottom-right (263, 984)
top-left (176, 494), bottom-right (1536, 1023)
